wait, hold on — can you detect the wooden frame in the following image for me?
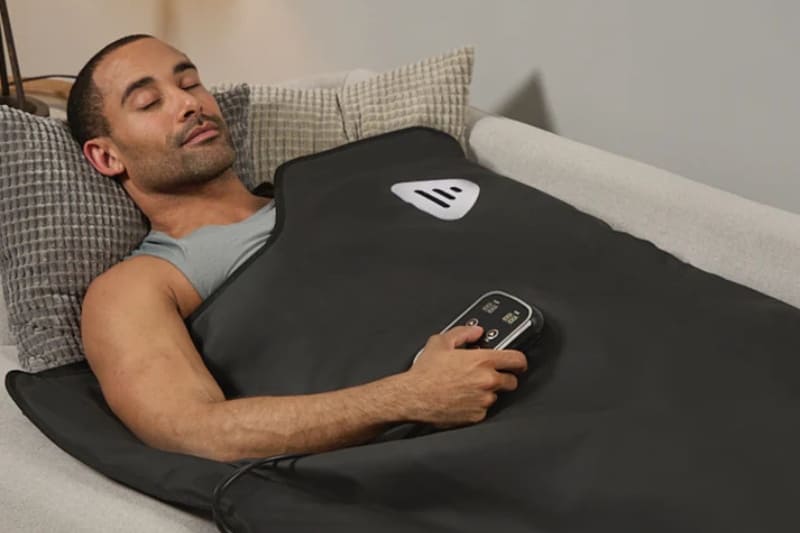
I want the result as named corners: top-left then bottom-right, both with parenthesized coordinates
top-left (20, 78), bottom-right (73, 102)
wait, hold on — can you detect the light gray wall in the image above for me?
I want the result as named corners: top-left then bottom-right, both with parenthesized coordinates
top-left (10, 0), bottom-right (800, 214)
top-left (7, 0), bottom-right (162, 74)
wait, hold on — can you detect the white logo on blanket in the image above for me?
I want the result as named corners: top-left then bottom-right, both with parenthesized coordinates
top-left (390, 179), bottom-right (480, 221)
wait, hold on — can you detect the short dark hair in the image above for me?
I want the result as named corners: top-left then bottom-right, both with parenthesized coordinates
top-left (67, 34), bottom-right (154, 146)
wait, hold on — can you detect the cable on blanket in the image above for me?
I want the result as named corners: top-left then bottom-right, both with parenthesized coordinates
top-left (212, 452), bottom-right (310, 533)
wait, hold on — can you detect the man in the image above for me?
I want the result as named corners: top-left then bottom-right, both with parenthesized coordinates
top-left (72, 35), bottom-right (528, 463)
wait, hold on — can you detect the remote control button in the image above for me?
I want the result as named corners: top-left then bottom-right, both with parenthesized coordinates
top-left (486, 329), bottom-right (499, 340)
top-left (466, 318), bottom-right (479, 326)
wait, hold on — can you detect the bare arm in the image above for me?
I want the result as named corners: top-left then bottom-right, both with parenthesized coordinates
top-left (81, 261), bottom-right (527, 462)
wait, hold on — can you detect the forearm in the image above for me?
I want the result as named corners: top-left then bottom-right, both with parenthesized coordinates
top-left (169, 372), bottom-right (416, 462)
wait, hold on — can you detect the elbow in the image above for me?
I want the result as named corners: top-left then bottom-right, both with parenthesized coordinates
top-left (109, 401), bottom-right (221, 462)
top-left (136, 403), bottom-right (284, 463)
top-left (140, 408), bottom-right (237, 462)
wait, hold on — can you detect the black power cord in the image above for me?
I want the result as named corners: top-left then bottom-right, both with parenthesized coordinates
top-left (212, 452), bottom-right (311, 533)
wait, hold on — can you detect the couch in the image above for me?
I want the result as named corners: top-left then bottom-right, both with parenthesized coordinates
top-left (2, 69), bottom-right (799, 532)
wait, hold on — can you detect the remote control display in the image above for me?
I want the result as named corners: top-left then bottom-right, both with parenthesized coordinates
top-left (413, 290), bottom-right (541, 365)
top-left (453, 293), bottom-right (532, 350)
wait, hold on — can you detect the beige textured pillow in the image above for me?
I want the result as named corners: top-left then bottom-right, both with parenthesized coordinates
top-left (337, 46), bottom-right (474, 151)
top-left (227, 45), bottom-right (475, 186)
top-left (248, 85), bottom-right (347, 186)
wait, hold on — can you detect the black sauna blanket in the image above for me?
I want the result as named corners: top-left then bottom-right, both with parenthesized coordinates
top-left (7, 127), bottom-right (800, 532)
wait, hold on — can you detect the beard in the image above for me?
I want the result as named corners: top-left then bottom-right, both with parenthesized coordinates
top-left (119, 113), bottom-right (237, 193)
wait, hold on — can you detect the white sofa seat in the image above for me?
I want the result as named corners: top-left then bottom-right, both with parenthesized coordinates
top-left (0, 345), bottom-right (216, 532)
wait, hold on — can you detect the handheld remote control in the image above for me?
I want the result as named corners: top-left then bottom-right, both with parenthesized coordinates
top-left (412, 290), bottom-right (544, 364)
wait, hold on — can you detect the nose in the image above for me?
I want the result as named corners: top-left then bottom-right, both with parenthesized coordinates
top-left (176, 87), bottom-right (202, 122)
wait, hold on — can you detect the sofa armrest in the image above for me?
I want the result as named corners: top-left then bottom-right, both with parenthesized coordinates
top-left (466, 113), bottom-right (800, 311)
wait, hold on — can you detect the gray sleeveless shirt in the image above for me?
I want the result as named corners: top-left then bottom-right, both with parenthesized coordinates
top-left (129, 199), bottom-right (277, 299)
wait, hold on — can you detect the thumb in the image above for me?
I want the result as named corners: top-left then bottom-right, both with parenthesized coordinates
top-left (444, 325), bottom-right (484, 348)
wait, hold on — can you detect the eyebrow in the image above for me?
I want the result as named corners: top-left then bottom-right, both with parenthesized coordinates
top-left (119, 60), bottom-right (198, 107)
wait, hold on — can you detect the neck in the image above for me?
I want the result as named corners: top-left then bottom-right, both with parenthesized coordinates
top-left (128, 170), bottom-right (272, 239)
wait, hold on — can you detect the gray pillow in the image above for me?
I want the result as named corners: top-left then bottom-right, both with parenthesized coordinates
top-left (0, 84), bottom-right (253, 372)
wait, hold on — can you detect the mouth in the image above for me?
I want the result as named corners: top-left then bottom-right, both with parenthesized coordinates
top-left (181, 123), bottom-right (220, 146)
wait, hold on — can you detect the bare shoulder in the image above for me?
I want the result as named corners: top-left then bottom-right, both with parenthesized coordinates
top-left (82, 256), bottom-right (172, 321)
top-left (82, 255), bottom-right (202, 320)
top-left (80, 255), bottom-right (209, 391)
top-left (80, 255), bottom-right (201, 370)
top-left (81, 256), bottom-right (176, 349)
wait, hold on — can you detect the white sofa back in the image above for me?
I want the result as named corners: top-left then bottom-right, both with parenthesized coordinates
top-left (467, 112), bottom-right (800, 311)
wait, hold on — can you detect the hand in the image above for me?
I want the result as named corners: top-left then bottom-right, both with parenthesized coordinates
top-left (404, 325), bottom-right (528, 429)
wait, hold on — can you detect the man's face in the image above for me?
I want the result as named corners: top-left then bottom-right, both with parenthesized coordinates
top-left (92, 38), bottom-right (235, 192)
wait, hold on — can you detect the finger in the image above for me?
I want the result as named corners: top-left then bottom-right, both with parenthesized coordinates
top-left (492, 371), bottom-right (519, 392)
top-left (489, 350), bottom-right (528, 373)
top-left (443, 325), bottom-right (484, 348)
top-left (481, 392), bottom-right (498, 408)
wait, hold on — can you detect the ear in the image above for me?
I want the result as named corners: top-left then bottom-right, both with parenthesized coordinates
top-left (82, 138), bottom-right (126, 177)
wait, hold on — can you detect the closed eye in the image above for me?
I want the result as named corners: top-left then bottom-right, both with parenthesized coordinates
top-left (141, 99), bottom-right (160, 111)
